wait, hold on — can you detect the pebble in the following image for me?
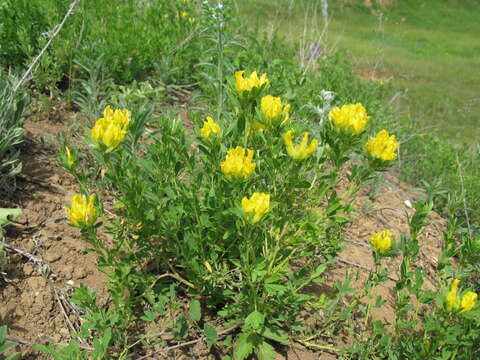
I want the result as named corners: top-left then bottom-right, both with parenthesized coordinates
top-left (23, 263), bottom-right (34, 276)
top-left (62, 265), bottom-right (74, 280)
top-left (44, 251), bottom-right (62, 263)
top-left (74, 267), bottom-right (87, 279)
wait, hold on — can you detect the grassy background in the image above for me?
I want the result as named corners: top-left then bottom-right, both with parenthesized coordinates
top-left (238, 0), bottom-right (480, 143)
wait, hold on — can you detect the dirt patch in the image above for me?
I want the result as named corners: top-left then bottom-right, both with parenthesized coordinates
top-left (332, 172), bottom-right (445, 324)
top-left (1, 116), bottom-right (107, 359)
top-left (1, 114), bottom-right (445, 359)
top-left (354, 66), bottom-right (395, 84)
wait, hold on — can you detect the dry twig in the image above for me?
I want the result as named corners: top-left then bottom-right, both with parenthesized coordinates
top-left (12, 0), bottom-right (82, 93)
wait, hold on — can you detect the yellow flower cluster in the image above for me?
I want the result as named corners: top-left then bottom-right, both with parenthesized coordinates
top-left (66, 194), bottom-right (97, 228)
top-left (235, 70), bottom-right (269, 96)
top-left (220, 146), bottom-right (256, 181)
top-left (242, 192), bottom-right (270, 224)
top-left (260, 95), bottom-right (291, 126)
top-left (369, 230), bottom-right (393, 254)
top-left (365, 130), bottom-right (398, 161)
top-left (328, 103), bottom-right (370, 135)
top-left (283, 130), bottom-right (318, 161)
top-left (200, 116), bottom-right (221, 141)
top-left (446, 279), bottom-right (478, 313)
top-left (92, 106), bottom-right (131, 149)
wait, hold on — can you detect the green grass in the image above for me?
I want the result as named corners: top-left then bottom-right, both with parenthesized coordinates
top-left (238, 0), bottom-right (480, 143)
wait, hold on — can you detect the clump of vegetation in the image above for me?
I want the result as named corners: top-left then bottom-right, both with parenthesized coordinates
top-left (0, 72), bottom-right (28, 193)
top-left (1, 0), bottom-right (478, 358)
top-left (0, 0), bottom-right (203, 88)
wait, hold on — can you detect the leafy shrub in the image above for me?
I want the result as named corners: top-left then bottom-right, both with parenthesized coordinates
top-left (58, 61), bottom-right (403, 357)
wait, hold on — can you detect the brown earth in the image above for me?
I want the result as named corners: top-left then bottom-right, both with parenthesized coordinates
top-left (0, 112), bottom-right (445, 359)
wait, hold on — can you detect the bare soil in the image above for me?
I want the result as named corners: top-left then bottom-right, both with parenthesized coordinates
top-left (1, 112), bottom-right (445, 359)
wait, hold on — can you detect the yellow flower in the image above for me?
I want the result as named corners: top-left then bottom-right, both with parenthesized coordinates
top-left (66, 194), bottom-right (97, 228)
top-left (365, 130), bottom-right (399, 161)
top-left (250, 122), bottom-right (267, 133)
top-left (283, 130), bottom-right (318, 161)
top-left (369, 230), bottom-right (393, 254)
top-left (446, 279), bottom-right (461, 311)
top-left (235, 70), bottom-right (269, 96)
top-left (177, 11), bottom-right (188, 19)
top-left (102, 105), bottom-right (130, 128)
top-left (188, 17), bottom-right (195, 23)
top-left (261, 95), bottom-right (291, 126)
top-left (65, 146), bottom-right (76, 167)
top-left (200, 116), bottom-right (220, 141)
top-left (92, 106), bottom-right (130, 149)
top-left (242, 192), bottom-right (270, 224)
top-left (460, 291), bottom-right (477, 313)
top-left (204, 261), bottom-right (212, 273)
top-left (328, 103), bottom-right (370, 135)
top-left (220, 146), bottom-right (256, 181)
top-left (446, 279), bottom-right (478, 313)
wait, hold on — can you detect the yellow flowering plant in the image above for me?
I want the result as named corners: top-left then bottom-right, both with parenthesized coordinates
top-left (63, 67), bottom-right (465, 360)
top-left (66, 194), bottom-right (97, 228)
top-left (220, 146), bottom-right (256, 181)
top-left (365, 129), bottom-right (399, 170)
top-left (260, 95), bottom-right (291, 128)
top-left (200, 116), bottom-right (221, 142)
top-left (328, 103), bottom-right (370, 135)
top-left (322, 102), bottom-right (372, 169)
top-left (235, 70), bottom-right (269, 100)
top-left (91, 105), bottom-right (130, 150)
top-left (58, 143), bottom-right (78, 173)
top-left (283, 130), bottom-right (318, 161)
top-left (241, 192), bottom-right (270, 224)
top-left (369, 229), bottom-right (394, 255)
top-left (445, 279), bottom-right (478, 314)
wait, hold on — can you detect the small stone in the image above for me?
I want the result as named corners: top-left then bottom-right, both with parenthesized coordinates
top-left (44, 251), bottom-right (62, 263)
top-left (27, 276), bottom-right (47, 291)
top-left (50, 174), bottom-right (60, 184)
top-left (51, 334), bottom-right (62, 343)
top-left (63, 265), bottom-right (73, 280)
top-left (74, 267), bottom-right (87, 279)
top-left (23, 263), bottom-right (34, 276)
top-left (66, 280), bottom-right (75, 286)
top-left (404, 200), bottom-right (413, 208)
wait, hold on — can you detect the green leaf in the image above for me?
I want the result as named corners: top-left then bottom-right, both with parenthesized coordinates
top-left (0, 208), bottom-right (21, 227)
top-left (0, 342), bottom-right (18, 354)
top-left (256, 340), bottom-right (276, 360)
top-left (265, 273), bottom-right (282, 283)
top-left (261, 327), bottom-right (289, 345)
top-left (204, 323), bottom-right (217, 349)
top-left (189, 299), bottom-right (201, 322)
top-left (295, 180), bottom-right (311, 189)
top-left (233, 332), bottom-right (254, 360)
top-left (264, 283), bottom-right (287, 295)
top-left (140, 310), bottom-right (157, 322)
top-left (0, 325), bottom-right (7, 342)
top-left (174, 315), bottom-right (188, 340)
top-left (244, 311), bottom-right (265, 332)
top-left (5, 353), bottom-right (21, 360)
